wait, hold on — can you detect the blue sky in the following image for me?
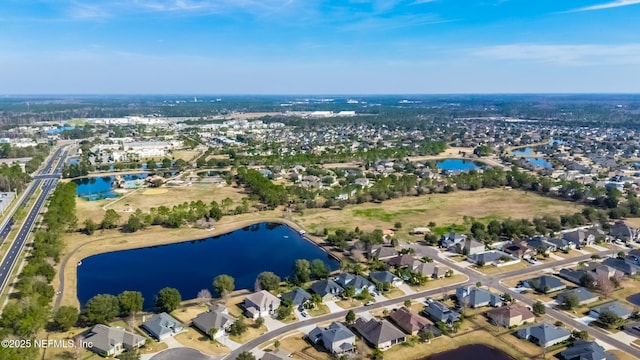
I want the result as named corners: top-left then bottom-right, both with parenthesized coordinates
top-left (1, 0), bottom-right (640, 94)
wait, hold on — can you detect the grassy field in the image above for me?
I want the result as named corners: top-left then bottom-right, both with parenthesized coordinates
top-left (75, 183), bottom-right (247, 224)
top-left (410, 274), bottom-right (468, 292)
top-left (475, 261), bottom-right (529, 275)
top-left (293, 188), bottom-right (583, 235)
top-left (172, 149), bottom-right (202, 162)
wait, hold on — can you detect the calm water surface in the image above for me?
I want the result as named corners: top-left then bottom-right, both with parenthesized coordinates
top-left (77, 222), bottom-right (340, 309)
top-left (423, 344), bottom-right (514, 360)
top-left (436, 159), bottom-right (480, 171)
top-left (72, 173), bottom-right (149, 200)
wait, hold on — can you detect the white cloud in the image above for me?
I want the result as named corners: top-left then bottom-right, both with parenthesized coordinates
top-left (568, 0), bottom-right (640, 12)
top-left (473, 43), bottom-right (640, 65)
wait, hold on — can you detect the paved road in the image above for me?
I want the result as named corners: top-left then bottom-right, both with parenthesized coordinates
top-left (225, 281), bottom-right (468, 360)
top-left (0, 145), bottom-right (68, 295)
top-left (225, 247), bottom-right (638, 360)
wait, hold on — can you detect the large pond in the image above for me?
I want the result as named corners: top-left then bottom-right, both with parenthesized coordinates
top-left (436, 159), bottom-right (481, 172)
top-left (77, 222), bottom-right (340, 309)
top-left (73, 173), bottom-right (149, 200)
top-left (423, 344), bottom-right (514, 360)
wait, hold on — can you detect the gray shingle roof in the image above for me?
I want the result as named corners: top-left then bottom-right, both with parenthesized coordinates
top-left (369, 271), bottom-right (397, 284)
top-left (281, 288), bottom-right (312, 306)
top-left (517, 323), bottom-right (571, 347)
top-left (353, 318), bottom-right (406, 346)
top-left (192, 307), bottom-right (235, 335)
top-left (559, 340), bottom-right (616, 360)
top-left (85, 324), bottom-right (145, 355)
top-left (308, 321), bottom-right (356, 351)
top-left (309, 279), bottom-right (344, 297)
top-left (590, 301), bottom-right (634, 319)
top-left (525, 275), bottom-right (566, 293)
top-left (556, 288), bottom-right (598, 304)
top-left (141, 312), bottom-right (183, 340)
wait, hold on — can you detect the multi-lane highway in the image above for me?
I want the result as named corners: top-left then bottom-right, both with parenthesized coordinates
top-left (0, 145), bottom-right (68, 295)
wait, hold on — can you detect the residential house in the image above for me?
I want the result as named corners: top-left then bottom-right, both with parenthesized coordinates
top-left (439, 233), bottom-right (467, 250)
top-left (602, 257), bottom-right (640, 276)
top-left (389, 307), bottom-right (432, 335)
top-left (387, 254), bottom-right (416, 268)
top-left (589, 301), bottom-right (634, 320)
top-left (548, 238), bottom-right (576, 251)
top-left (558, 340), bottom-right (616, 360)
top-left (261, 350), bottom-right (290, 360)
top-left (467, 250), bottom-right (518, 266)
top-left (609, 221), bottom-right (637, 241)
top-left (503, 241), bottom-right (535, 258)
top-left (308, 322), bottom-right (356, 355)
top-left (353, 318), bottom-right (406, 350)
top-left (309, 279), bottom-right (344, 301)
top-left (369, 245), bottom-right (398, 260)
top-left (244, 290), bottom-right (281, 319)
top-left (486, 304), bottom-right (535, 328)
top-left (281, 288), bottom-right (312, 307)
top-left (455, 286), bottom-right (503, 308)
top-left (556, 288), bottom-right (599, 306)
top-left (369, 271), bottom-right (403, 288)
top-left (625, 249), bottom-right (640, 266)
top-left (141, 312), bottom-right (185, 341)
top-left (562, 230), bottom-right (595, 248)
top-left (412, 261), bottom-right (451, 279)
top-left (461, 239), bottom-right (485, 256)
top-left (524, 275), bottom-right (567, 294)
top-left (192, 305), bottom-right (235, 339)
top-left (516, 323), bottom-right (572, 348)
top-left (85, 324), bottom-right (145, 357)
top-left (422, 299), bottom-right (461, 324)
top-left (336, 273), bottom-right (377, 296)
top-left (558, 268), bottom-right (590, 285)
top-left (527, 236), bottom-right (557, 254)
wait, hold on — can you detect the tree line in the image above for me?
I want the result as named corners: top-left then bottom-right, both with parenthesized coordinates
top-left (0, 182), bottom-right (77, 360)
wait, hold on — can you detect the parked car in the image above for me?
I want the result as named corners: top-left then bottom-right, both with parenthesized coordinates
top-left (364, 301), bottom-right (375, 306)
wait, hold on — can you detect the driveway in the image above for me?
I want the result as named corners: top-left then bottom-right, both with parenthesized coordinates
top-left (324, 300), bottom-right (345, 313)
top-left (218, 335), bottom-right (242, 351)
top-left (263, 316), bottom-right (286, 331)
top-left (398, 284), bottom-right (416, 295)
top-left (589, 244), bottom-right (609, 252)
top-left (575, 315), bottom-right (597, 326)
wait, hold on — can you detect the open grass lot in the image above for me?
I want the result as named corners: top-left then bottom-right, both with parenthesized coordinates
top-left (307, 304), bottom-right (330, 317)
top-left (172, 149), bottom-right (202, 161)
top-left (174, 328), bottom-right (231, 355)
top-left (170, 303), bottom-right (210, 324)
top-left (410, 274), bottom-right (468, 292)
top-left (272, 332), bottom-right (332, 360)
top-left (336, 299), bottom-right (365, 309)
top-left (293, 188), bottom-right (583, 235)
top-left (475, 261), bottom-right (529, 275)
top-left (608, 277), bottom-right (640, 306)
top-left (384, 288), bottom-right (406, 299)
top-left (75, 183), bottom-right (247, 224)
top-left (229, 321), bottom-right (268, 344)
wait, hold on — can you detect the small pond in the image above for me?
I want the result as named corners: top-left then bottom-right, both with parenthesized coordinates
top-left (511, 147), bottom-right (534, 157)
top-left (422, 344), bottom-right (514, 360)
top-left (77, 222), bottom-right (340, 309)
top-left (527, 158), bottom-right (553, 169)
top-left (436, 159), bottom-right (481, 172)
top-left (627, 293), bottom-right (640, 306)
top-left (72, 173), bottom-right (149, 200)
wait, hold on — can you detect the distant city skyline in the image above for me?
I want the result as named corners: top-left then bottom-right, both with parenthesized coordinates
top-left (2, 0), bottom-right (640, 94)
